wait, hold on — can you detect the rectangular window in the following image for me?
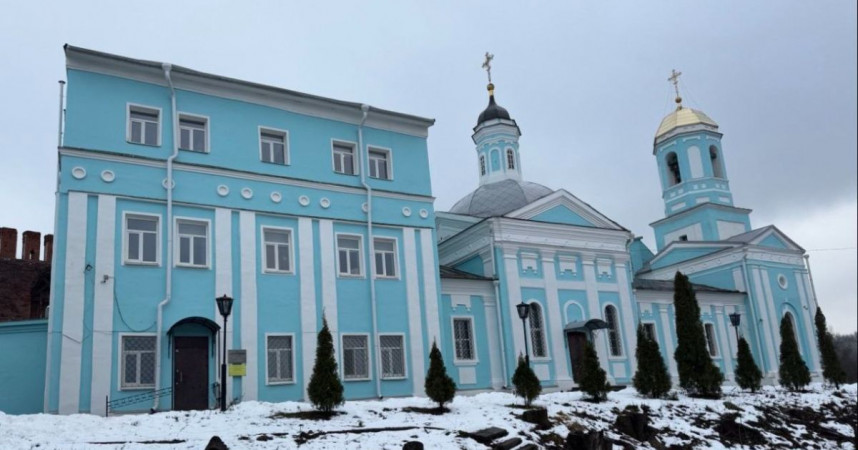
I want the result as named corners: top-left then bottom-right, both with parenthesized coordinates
top-left (704, 323), bottom-right (719, 357)
top-left (337, 235), bottom-right (362, 276)
top-left (121, 335), bottom-right (156, 388)
top-left (126, 215), bottom-right (158, 264)
top-left (266, 335), bottom-right (294, 383)
top-left (128, 105), bottom-right (160, 146)
top-left (263, 228), bottom-right (292, 273)
top-left (380, 335), bottom-right (405, 379)
top-left (333, 142), bottom-right (356, 175)
top-left (177, 219), bottom-right (208, 267)
top-left (342, 335), bottom-right (369, 379)
top-left (260, 129), bottom-right (288, 165)
top-left (643, 323), bottom-right (657, 342)
top-left (453, 318), bottom-right (475, 361)
top-left (368, 148), bottom-right (391, 180)
top-left (179, 114), bottom-right (208, 152)
top-left (373, 238), bottom-right (396, 278)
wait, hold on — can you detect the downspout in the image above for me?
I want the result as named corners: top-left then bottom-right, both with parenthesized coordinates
top-left (154, 63), bottom-right (180, 410)
top-left (357, 105), bottom-right (381, 398)
top-left (490, 223), bottom-right (509, 388)
top-left (741, 252), bottom-right (768, 374)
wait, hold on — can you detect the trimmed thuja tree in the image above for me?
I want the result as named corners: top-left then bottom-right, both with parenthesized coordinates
top-left (425, 340), bottom-right (456, 410)
top-left (307, 316), bottom-right (344, 414)
top-left (632, 324), bottom-right (671, 398)
top-left (512, 354), bottom-right (542, 407)
top-left (779, 315), bottom-right (811, 391)
top-left (579, 339), bottom-right (611, 402)
top-left (815, 307), bottom-right (846, 388)
top-left (673, 271), bottom-right (723, 398)
top-left (734, 337), bottom-right (762, 393)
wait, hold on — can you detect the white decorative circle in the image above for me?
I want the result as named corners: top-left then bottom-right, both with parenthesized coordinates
top-left (402, 207), bottom-right (412, 217)
top-left (162, 178), bottom-right (175, 189)
top-left (320, 197), bottom-right (331, 209)
top-left (419, 209), bottom-right (429, 219)
top-left (217, 185), bottom-right (230, 197)
top-left (298, 195), bottom-right (310, 206)
top-left (361, 203), bottom-right (368, 213)
top-left (777, 274), bottom-right (788, 290)
top-left (100, 170), bottom-right (115, 183)
top-left (241, 188), bottom-right (253, 199)
top-left (270, 191), bottom-right (282, 203)
top-left (71, 167), bottom-right (87, 179)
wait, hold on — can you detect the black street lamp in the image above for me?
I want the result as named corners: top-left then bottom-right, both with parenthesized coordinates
top-left (516, 302), bottom-right (531, 365)
top-left (728, 312), bottom-right (741, 343)
top-left (216, 294), bottom-right (234, 412)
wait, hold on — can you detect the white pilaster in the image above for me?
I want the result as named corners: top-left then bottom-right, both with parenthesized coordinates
top-left (714, 306), bottom-right (734, 381)
top-left (615, 263), bottom-right (638, 376)
top-left (420, 230), bottom-right (441, 347)
top-left (319, 220), bottom-right (337, 333)
top-left (502, 250), bottom-right (525, 359)
top-left (239, 211), bottom-right (258, 400)
top-left (659, 304), bottom-right (678, 378)
top-left (59, 192), bottom-right (87, 414)
top-left (793, 271), bottom-right (820, 372)
top-left (582, 258), bottom-right (611, 379)
top-left (541, 251), bottom-right (571, 387)
top-left (298, 218), bottom-right (317, 399)
top-left (89, 195), bottom-right (115, 415)
top-left (751, 267), bottom-right (778, 375)
top-left (402, 228), bottom-right (426, 395)
top-left (214, 208), bottom-right (233, 405)
top-left (483, 295), bottom-right (503, 389)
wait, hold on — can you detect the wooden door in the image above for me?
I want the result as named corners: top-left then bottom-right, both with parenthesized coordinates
top-left (567, 332), bottom-right (587, 383)
top-left (173, 336), bottom-right (209, 411)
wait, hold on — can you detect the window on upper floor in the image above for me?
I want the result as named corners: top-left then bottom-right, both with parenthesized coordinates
top-left (176, 219), bottom-right (208, 267)
top-left (373, 238), bottom-right (397, 278)
top-left (121, 335), bottom-right (156, 389)
top-left (479, 155), bottom-right (487, 176)
top-left (709, 146), bottom-right (724, 178)
top-left (605, 305), bottom-right (623, 357)
top-left (260, 129), bottom-right (288, 165)
top-left (125, 214), bottom-right (159, 265)
top-left (453, 317), bottom-right (476, 361)
top-left (128, 105), bottom-right (160, 146)
top-left (342, 334), bottom-right (369, 380)
top-left (506, 149), bottom-right (516, 170)
top-left (379, 335), bottom-right (405, 379)
top-left (263, 228), bottom-right (292, 273)
top-left (666, 151), bottom-right (681, 186)
top-left (704, 323), bottom-right (719, 357)
top-left (266, 335), bottom-right (294, 383)
top-left (337, 235), bottom-right (362, 276)
top-left (679, 235), bottom-right (688, 242)
top-left (368, 148), bottom-right (391, 180)
top-left (333, 142), bottom-right (357, 175)
top-left (529, 303), bottom-right (547, 358)
top-left (179, 114), bottom-right (208, 152)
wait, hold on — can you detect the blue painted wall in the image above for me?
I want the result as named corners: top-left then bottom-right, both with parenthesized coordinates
top-left (0, 320), bottom-right (47, 414)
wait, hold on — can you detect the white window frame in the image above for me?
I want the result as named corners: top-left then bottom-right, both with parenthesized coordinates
top-left (528, 301), bottom-right (549, 359)
top-left (506, 148), bottom-right (516, 170)
top-left (336, 233), bottom-right (363, 277)
top-left (372, 237), bottom-right (398, 279)
top-left (259, 126), bottom-right (289, 165)
top-left (118, 333), bottom-right (157, 390)
top-left (122, 212), bottom-right (161, 266)
top-left (452, 316), bottom-right (478, 364)
top-left (642, 322), bottom-right (658, 344)
top-left (261, 226), bottom-right (294, 274)
top-left (174, 217), bottom-right (210, 268)
top-left (704, 322), bottom-right (719, 358)
top-left (126, 103), bottom-right (162, 147)
top-left (341, 333), bottom-right (371, 381)
top-left (604, 304), bottom-right (624, 358)
top-left (332, 140), bottom-right (358, 175)
top-left (378, 333), bottom-right (407, 380)
top-left (367, 146), bottom-right (393, 180)
top-left (178, 112), bottom-right (210, 153)
top-left (265, 333), bottom-right (295, 385)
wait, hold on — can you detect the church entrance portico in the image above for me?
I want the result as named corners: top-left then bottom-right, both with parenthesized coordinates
top-left (564, 319), bottom-right (609, 385)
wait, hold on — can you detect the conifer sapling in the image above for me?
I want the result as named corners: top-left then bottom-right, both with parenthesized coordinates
top-left (815, 308), bottom-right (846, 388)
top-left (734, 336), bottom-right (762, 393)
top-left (632, 323), bottom-right (671, 398)
top-left (778, 315), bottom-right (811, 391)
top-left (424, 340), bottom-right (456, 410)
top-left (578, 338), bottom-right (611, 402)
top-left (307, 316), bottom-right (344, 414)
top-left (511, 354), bottom-right (542, 407)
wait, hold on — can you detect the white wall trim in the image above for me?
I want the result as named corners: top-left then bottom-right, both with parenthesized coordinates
top-left (420, 230), bottom-right (441, 348)
top-left (298, 217), bottom-right (317, 399)
top-left (214, 208), bottom-right (233, 404)
top-left (402, 228), bottom-right (425, 395)
top-left (319, 220), bottom-right (338, 333)
top-left (89, 195), bottom-right (116, 415)
top-left (541, 254), bottom-right (571, 385)
top-left (239, 211), bottom-right (258, 400)
top-left (59, 192), bottom-right (88, 414)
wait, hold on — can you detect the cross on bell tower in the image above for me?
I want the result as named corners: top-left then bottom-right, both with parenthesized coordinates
top-left (668, 69), bottom-right (683, 109)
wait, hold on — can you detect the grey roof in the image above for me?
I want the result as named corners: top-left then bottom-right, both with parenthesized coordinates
top-left (632, 278), bottom-right (740, 293)
top-left (439, 265), bottom-right (494, 280)
top-left (725, 226), bottom-right (771, 243)
top-left (449, 179), bottom-right (554, 217)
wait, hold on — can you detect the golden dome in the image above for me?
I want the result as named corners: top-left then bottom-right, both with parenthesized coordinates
top-left (655, 107), bottom-right (718, 140)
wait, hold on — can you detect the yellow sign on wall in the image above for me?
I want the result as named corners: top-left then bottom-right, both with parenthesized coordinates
top-left (228, 363), bottom-right (246, 377)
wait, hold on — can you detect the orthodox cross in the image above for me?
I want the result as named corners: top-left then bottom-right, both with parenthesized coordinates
top-left (668, 69), bottom-right (682, 99)
top-left (482, 52), bottom-right (494, 83)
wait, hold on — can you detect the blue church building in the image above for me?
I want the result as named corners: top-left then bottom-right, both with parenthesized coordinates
top-left (1, 47), bottom-right (822, 415)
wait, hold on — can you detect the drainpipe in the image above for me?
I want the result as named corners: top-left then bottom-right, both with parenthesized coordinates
top-left (57, 81), bottom-right (65, 147)
top-left (489, 223), bottom-right (509, 388)
top-left (357, 105), bottom-right (381, 398)
top-left (741, 252), bottom-right (768, 374)
top-left (153, 63), bottom-right (180, 411)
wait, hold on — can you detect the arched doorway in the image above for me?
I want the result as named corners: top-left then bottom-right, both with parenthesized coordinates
top-left (167, 317), bottom-right (220, 411)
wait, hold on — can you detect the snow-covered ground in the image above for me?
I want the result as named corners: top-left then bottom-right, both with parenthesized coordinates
top-left (1, 384), bottom-right (855, 449)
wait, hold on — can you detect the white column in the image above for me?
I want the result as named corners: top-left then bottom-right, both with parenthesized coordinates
top-left (793, 271), bottom-right (820, 373)
top-left (714, 306), bottom-right (735, 381)
top-left (615, 262), bottom-right (638, 375)
top-left (319, 220), bottom-right (337, 334)
top-left (582, 258), bottom-right (611, 379)
top-left (298, 218), bottom-right (317, 399)
top-left (659, 304), bottom-right (678, 379)
top-left (214, 208), bottom-right (233, 405)
top-left (483, 296), bottom-right (503, 389)
top-left (502, 249), bottom-right (525, 359)
top-left (89, 195), bottom-right (116, 416)
top-left (420, 230), bottom-right (441, 347)
top-left (59, 192), bottom-right (88, 414)
top-left (541, 251), bottom-right (571, 387)
top-left (751, 267), bottom-right (778, 376)
top-left (239, 211), bottom-right (258, 400)
top-left (402, 228), bottom-right (426, 395)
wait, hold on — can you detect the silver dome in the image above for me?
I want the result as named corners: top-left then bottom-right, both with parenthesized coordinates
top-left (449, 179), bottom-right (553, 217)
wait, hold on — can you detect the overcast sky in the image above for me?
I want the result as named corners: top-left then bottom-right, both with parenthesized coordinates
top-left (1, 2), bottom-right (855, 332)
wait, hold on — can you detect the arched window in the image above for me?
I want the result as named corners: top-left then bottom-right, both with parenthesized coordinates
top-left (666, 152), bottom-right (681, 186)
top-left (506, 149), bottom-right (516, 170)
top-left (783, 311), bottom-right (802, 355)
top-left (604, 305), bottom-right (622, 356)
top-left (704, 323), bottom-right (719, 357)
top-left (709, 146), bottom-right (724, 178)
top-left (490, 149), bottom-right (500, 171)
top-left (479, 155), bottom-right (486, 176)
top-left (529, 302), bottom-right (547, 358)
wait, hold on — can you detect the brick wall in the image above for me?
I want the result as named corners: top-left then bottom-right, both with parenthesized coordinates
top-left (0, 227), bottom-right (52, 322)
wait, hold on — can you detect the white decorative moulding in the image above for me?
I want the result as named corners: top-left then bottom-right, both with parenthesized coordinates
top-left (298, 195), bottom-right (310, 206)
top-left (100, 170), bottom-right (115, 183)
top-left (217, 185), bottom-right (229, 197)
top-left (402, 207), bottom-right (412, 217)
top-left (270, 191), bottom-right (282, 203)
top-left (71, 167), bottom-right (87, 179)
top-left (241, 188), bottom-right (253, 199)
top-left (319, 197), bottom-right (331, 209)
top-left (161, 178), bottom-right (175, 189)
top-left (777, 274), bottom-right (788, 290)
top-left (419, 209), bottom-right (429, 219)
top-left (361, 202), bottom-right (368, 213)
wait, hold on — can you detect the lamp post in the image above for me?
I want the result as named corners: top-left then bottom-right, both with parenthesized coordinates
top-left (516, 302), bottom-right (531, 365)
top-left (728, 312), bottom-right (741, 343)
top-left (215, 294), bottom-right (234, 412)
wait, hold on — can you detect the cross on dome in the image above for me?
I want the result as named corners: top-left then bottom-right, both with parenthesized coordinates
top-left (668, 69), bottom-right (683, 109)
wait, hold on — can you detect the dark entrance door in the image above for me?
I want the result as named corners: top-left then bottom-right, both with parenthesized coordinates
top-left (567, 332), bottom-right (588, 383)
top-left (173, 336), bottom-right (209, 410)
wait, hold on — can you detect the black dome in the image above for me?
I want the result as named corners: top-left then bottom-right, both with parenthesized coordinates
top-left (477, 94), bottom-right (511, 125)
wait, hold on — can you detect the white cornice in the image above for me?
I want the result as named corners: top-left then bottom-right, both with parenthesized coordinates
top-left (440, 279), bottom-right (496, 297)
top-left (634, 289), bottom-right (745, 305)
top-left (493, 218), bottom-right (631, 253)
top-left (640, 244), bottom-right (804, 280)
